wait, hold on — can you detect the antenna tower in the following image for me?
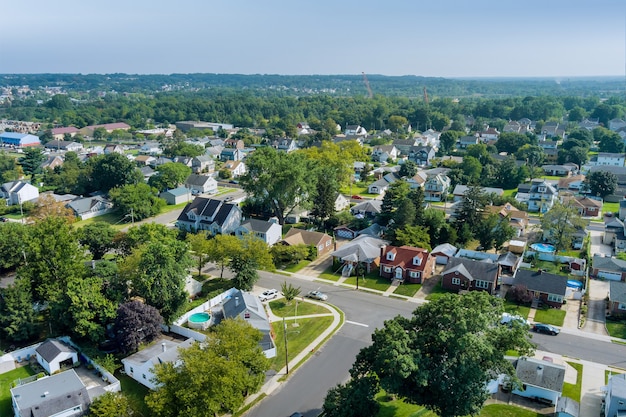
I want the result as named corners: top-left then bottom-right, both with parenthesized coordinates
top-left (362, 72), bottom-right (373, 98)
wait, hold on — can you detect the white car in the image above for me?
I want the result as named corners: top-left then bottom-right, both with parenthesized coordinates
top-left (500, 312), bottom-right (530, 327)
top-left (306, 290), bottom-right (328, 301)
top-left (259, 289), bottom-right (278, 301)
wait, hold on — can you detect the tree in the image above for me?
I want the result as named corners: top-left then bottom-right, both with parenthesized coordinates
top-left (187, 232), bottom-right (212, 276)
top-left (393, 225), bottom-right (431, 249)
top-left (270, 244), bottom-right (310, 267)
top-left (229, 235), bottom-right (274, 291)
top-left (146, 318), bottom-right (271, 417)
top-left (455, 185), bottom-right (488, 234)
top-left (584, 170), bottom-right (618, 199)
top-left (78, 222), bottom-right (118, 260)
top-left (540, 202), bottom-right (587, 252)
top-left (475, 214), bottom-right (516, 251)
top-left (460, 156), bottom-right (482, 182)
top-left (597, 129), bottom-right (625, 153)
top-left (88, 153), bottom-right (142, 192)
top-left (88, 392), bottom-right (134, 417)
top-left (240, 147), bottom-right (314, 225)
top-left (399, 160), bottom-right (417, 178)
top-left (148, 162), bottom-right (192, 192)
top-left (109, 183), bottom-right (165, 221)
top-left (347, 292), bottom-right (534, 417)
top-left (323, 375), bottom-right (380, 417)
top-left (310, 167), bottom-right (339, 222)
top-left (380, 180), bottom-right (411, 225)
top-left (281, 281), bottom-right (301, 304)
top-left (114, 300), bottom-right (163, 353)
top-left (28, 193), bottom-right (76, 223)
top-left (206, 234), bottom-right (241, 278)
top-left (0, 151), bottom-right (23, 181)
top-left (506, 284), bottom-right (533, 305)
top-left (495, 132), bottom-right (530, 154)
top-left (0, 222), bottom-right (29, 271)
top-left (438, 131), bottom-right (460, 154)
top-left (92, 127), bottom-right (108, 140)
top-left (0, 277), bottom-right (37, 342)
top-left (18, 147), bottom-right (45, 176)
top-left (163, 142), bottom-right (205, 158)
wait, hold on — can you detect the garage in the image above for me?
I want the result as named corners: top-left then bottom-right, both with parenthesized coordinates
top-left (598, 270), bottom-right (623, 281)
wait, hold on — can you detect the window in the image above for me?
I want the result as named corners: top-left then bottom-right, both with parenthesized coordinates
top-left (547, 294), bottom-right (563, 303)
top-left (318, 245), bottom-right (323, 251)
top-left (383, 266), bottom-right (391, 273)
top-left (413, 256), bottom-right (422, 266)
top-left (452, 277), bottom-right (461, 285)
top-left (326, 240), bottom-right (331, 247)
top-left (387, 252), bottom-right (395, 261)
top-left (618, 303), bottom-right (626, 311)
top-left (409, 271), bottom-right (419, 278)
top-left (244, 312), bottom-right (251, 319)
top-left (130, 367), bottom-right (134, 374)
top-left (143, 374), bottom-right (146, 379)
top-left (475, 280), bottom-right (489, 289)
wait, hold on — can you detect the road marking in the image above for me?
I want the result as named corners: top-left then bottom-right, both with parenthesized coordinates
top-left (346, 320), bottom-right (369, 328)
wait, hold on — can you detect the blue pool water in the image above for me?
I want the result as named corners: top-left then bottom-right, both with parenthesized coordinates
top-left (530, 243), bottom-right (556, 253)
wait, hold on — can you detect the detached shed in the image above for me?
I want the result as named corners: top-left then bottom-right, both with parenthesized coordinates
top-left (35, 339), bottom-right (78, 374)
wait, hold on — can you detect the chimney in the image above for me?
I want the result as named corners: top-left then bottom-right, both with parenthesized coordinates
top-left (536, 365), bottom-right (544, 382)
top-left (161, 342), bottom-right (166, 352)
top-left (235, 296), bottom-right (240, 307)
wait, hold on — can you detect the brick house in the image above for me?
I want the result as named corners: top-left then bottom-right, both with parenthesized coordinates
top-left (379, 245), bottom-right (435, 284)
top-left (511, 269), bottom-right (568, 308)
top-left (441, 257), bottom-right (500, 294)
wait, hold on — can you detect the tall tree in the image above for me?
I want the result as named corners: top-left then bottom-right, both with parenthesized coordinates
top-left (345, 292), bottom-right (534, 417)
top-left (0, 222), bottom-right (29, 271)
top-left (28, 193), bottom-right (76, 223)
top-left (455, 185), bottom-right (488, 234)
top-left (399, 160), bottom-right (417, 178)
top-left (540, 202), bottom-right (587, 251)
top-left (114, 300), bottom-right (163, 353)
top-left (146, 318), bottom-right (271, 417)
top-left (206, 234), bottom-right (241, 278)
top-left (0, 277), bottom-right (37, 342)
top-left (109, 183), bottom-right (165, 221)
top-left (186, 232), bottom-right (212, 276)
top-left (88, 392), bottom-right (135, 417)
top-left (78, 222), bottom-right (118, 259)
top-left (584, 170), bottom-right (618, 198)
top-left (18, 147), bottom-right (45, 176)
top-left (393, 225), bottom-right (431, 249)
top-left (310, 167), bottom-right (339, 223)
top-left (323, 375), bottom-right (380, 417)
top-left (88, 153), bottom-right (142, 192)
top-left (148, 162), bottom-right (192, 192)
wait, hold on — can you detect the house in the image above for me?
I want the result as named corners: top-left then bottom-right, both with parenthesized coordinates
top-left (430, 243), bottom-right (458, 264)
top-left (220, 148), bottom-right (244, 162)
top-left (331, 235), bottom-right (388, 275)
top-left (51, 126), bottom-right (80, 140)
top-left (542, 121), bottom-right (565, 138)
top-left (595, 152), bottom-right (626, 167)
top-left (40, 155), bottom-right (64, 171)
top-left (139, 142), bottom-right (162, 155)
top-left (423, 174), bottom-right (451, 202)
top-left (357, 223), bottom-right (385, 238)
top-left (512, 356), bottom-right (565, 406)
top-left (235, 219), bottom-right (282, 246)
top-left (66, 195), bottom-right (114, 220)
top-left (511, 269), bottom-right (568, 308)
top-left (175, 121), bottom-right (234, 133)
top-left (333, 225), bottom-right (358, 240)
top-left (608, 281), bottom-right (626, 316)
top-left (610, 119), bottom-right (626, 132)
top-left (379, 245), bottom-right (435, 284)
top-left (543, 148), bottom-right (559, 163)
top-left (334, 194), bottom-right (350, 212)
top-left (562, 195), bottom-right (602, 217)
top-left (185, 174), bottom-right (218, 194)
top-left (223, 289), bottom-right (274, 356)
top-left (140, 166), bottom-right (156, 181)
top-left (604, 218), bottom-right (626, 252)
top-left (555, 397), bottom-right (579, 417)
top-left (542, 164), bottom-right (577, 176)
top-left (371, 145), bottom-right (399, 163)
top-left (345, 125), bottom-right (367, 137)
top-left (498, 251), bottom-right (520, 275)
top-left (1, 181), bottom-right (39, 205)
top-left (485, 203), bottom-right (529, 236)
top-left (592, 255), bottom-right (626, 281)
top-left (538, 140), bottom-right (559, 151)
top-left (441, 257), bottom-right (500, 294)
top-left (557, 175), bottom-right (585, 191)
top-left (122, 338), bottom-right (195, 389)
top-left (223, 138), bottom-right (245, 149)
top-left (526, 179), bottom-right (558, 213)
top-left (80, 122), bottom-right (131, 136)
top-left (503, 121), bottom-right (522, 133)
top-left (350, 200), bottom-right (382, 218)
top-left (406, 171), bottom-right (428, 189)
top-left (35, 339), bottom-right (79, 374)
top-left (103, 144), bottom-right (124, 155)
top-left (150, 156), bottom-right (173, 168)
top-left (368, 173), bottom-right (397, 194)
top-left (0, 132), bottom-right (41, 147)
top-left (172, 156), bottom-right (193, 167)
top-left (282, 228), bottom-right (333, 257)
top-left (605, 373), bottom-right (626, 417)
top-left (160, 187), bottom-right (193, 205)
top-left (223, 160), bottom-right (247, 178)
top-left (44, 140), bottom-right (84, 152)
top-left (134, 155), bottom-right (157, 166)
top-left (176, 197), bottom-right (242, 235)
top-left (458, 135), bottom-right (480, 149)
top-left (191, 155), bottom-right (215, 174)
top-left (285, 207), bottom-right (309, 224)
top-left (480, 127), bottom-right (500, 141)
top-left (272, 138), bottom-right (298, 152)
top-left (392, 139), bottom-right (417, 154)
top-left (452, 185), bottom-right (504, 202)
top-left (408, 145), bottom-right (436, 166)
top-left (11, 369), bottom-right (92, 417)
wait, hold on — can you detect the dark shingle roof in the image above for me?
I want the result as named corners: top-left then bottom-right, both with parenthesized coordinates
top-left (35, 339), bottom-right (75, 363)
top-left (444, 257), bottom-right (499, 281)
top-left (240, 219), bottom-right (275, 233)
top-left (610, 281), bottom-right (626, 304)
top-left (513, 269), bottom-right (568, 296)
top-left (593, 255), bottom-right (626, 272)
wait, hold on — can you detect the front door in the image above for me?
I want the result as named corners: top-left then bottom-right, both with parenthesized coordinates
top-left (395, 268), bottom-right (403, 280)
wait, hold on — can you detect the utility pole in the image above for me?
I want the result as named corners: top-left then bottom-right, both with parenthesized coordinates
top-left (283, 317), bottom-right (289, 374)
top-left (130, 208), bottom-right (135, 225)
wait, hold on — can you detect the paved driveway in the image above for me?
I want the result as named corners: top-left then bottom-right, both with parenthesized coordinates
top-left (589, 230), bottom-right (613, 256)
top-left (583, 279), bottom-right (609, 336)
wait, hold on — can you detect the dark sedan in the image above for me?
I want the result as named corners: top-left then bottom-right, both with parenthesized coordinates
top-left (532, 323), bottom-right (560, 335)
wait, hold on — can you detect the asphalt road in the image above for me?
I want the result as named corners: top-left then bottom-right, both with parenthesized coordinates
top-left (249, 271), bottom-right (626, 417)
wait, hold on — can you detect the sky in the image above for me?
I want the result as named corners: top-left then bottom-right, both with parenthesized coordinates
top-left (1, 0), bottom-right (625, 78)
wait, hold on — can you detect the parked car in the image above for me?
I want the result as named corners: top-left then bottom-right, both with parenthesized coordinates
top-left (306, 290), bottom-right (328, 301)
top-left (259, 289), bottom-right (278, 301)
top-left (501, 313), bottom-right (530, 327)
top-left (351, 194), bottom-right (363, 200)
top-left (532, 323), bottom-right (560, 335)
top-left (0, 217), bottom-right (8, 222)
top-left (289, 413), bottom-right (304, 417)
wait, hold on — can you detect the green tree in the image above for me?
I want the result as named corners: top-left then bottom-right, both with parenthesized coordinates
top-left (380, 180), bottom-right (411, 225)
top-left (596, 128), bottom-right (625, 153)
top-left (280, 281), bottom-right (301, 304)
top-left (109, 183), bottom-right (166, 221)
top-left (148, 162), bottom-right (192, 192)
top-left (476, 214), bottom-right (515, 251)
top-left (323, 375), bottom-right (380, 417)
top-left (455, 185), bottom-right (488, 234)
top-left (495, 132), bottom-right (530, 154)
top-left (0, 151), bottom-right (24, 181)
top-left (88, 392), bottom-right (134, 417)
top-left (93, 127), bottom-right (108, 140)
top-left (0, 277), bottom-right (37, 342)
top-left (438, 131), bottom-right (460, 154)
top-left (270, 244), bottom-right (310, 267)
top-left (163, 142), bottom-right (205, 158)
top-left (460, 156), bottom-right (482, 182)
top-left (399, 160), bottom-right (417, 178)
top-left (88, 153), bottom-right (142, 192)
top-left (78, 222), bottom-right (118, 259)
top-left (229, 235), bottom-right (274, 291)
top-left (348, 291), bottom-right (534, 417)
top-left (146, 318), bottom-right (271, 417)
top-left (393, 225), bottom-right (431, 249)
top-left (584, 170), bottom-right (618, 198)
top-left (0, 222), bottom-right (29, 271)
top-left (206, 234), bottom-right (241, 278)
top-left (540, 202), bottom-right (587, 251)
top-left (310, 167), bottom-right (339, 222)
top-left (187, 232), bottom-right (212, 276)
top-left (19, 147), bottom-right (45, 176)
top-left (241, 147), bottom-right (314, 224)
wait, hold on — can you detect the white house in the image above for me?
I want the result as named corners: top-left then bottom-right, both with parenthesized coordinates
top-left (223, 160), bottom-right (247, 178)
top-left (334, 194), bottom-right (350, 212)
top-left (423, 174), bottom-right (451, 202)
top-left (526, 179), bottom-right (558, 213)
top-left (35, 339), bottom-right (79, 374)
top-left (235, 219), bottom-right (282, 246)
top-left (184, 174), bottom-right (218, 194)
top-left (1, 181), bottom-right (39, 206)
top-left (176, 197), bottom-right (242, 234)
top-left (512, 357), bottom-right (565, 406)
top-left (139, 142), bottom-right (163, 155)
top-left (595, 152), bottom-right (625, 167)
top-left (605, 373), bottom-right (626, 417)
top-left (66, 195), bottom-right (115, 220)
top-left (122, 338), bottom-right (195, 389)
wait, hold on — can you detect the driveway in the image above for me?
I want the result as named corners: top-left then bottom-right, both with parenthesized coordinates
top-left (583, 279), bottom-right (609, 336)
top-left (589, 230), bottom-right (613, 256)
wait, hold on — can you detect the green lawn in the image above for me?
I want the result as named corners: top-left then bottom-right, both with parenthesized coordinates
top-left (282, 260), bottom-right (311, 273)
top-left (606, 369), bottom-right (623, 384)
top-left (563, 362), bottom-right (583, 402)
top-left (0, 366), bottom-right (36, 417)
top-left (270, 316), bottom-right (334, 371)
top-left (606, 320), bottom-right (626, 339)
top-left (425, 281), bottom-right (452, 301)
top-left (268, 299), bottom-right (330, 317)
top-left (503, 302), bottom-right (531, 319)
top-left (343, 274), bottom-right (391, 292)
top-left (479, 404), bottom-right (543, 417)
top-left (116, 372), bottom-right (151, 416)
top-left (339, 183), bottom-right (368, 196)
top-left (502, 189), bottom-right (517, 198)
top-left (603, 201), bottom-right (620, 216)
top-left (533, 308), bottom-right (566, 326)
top-left (394, 282), bottom-right (422, 297)
top-left (184, 278), bottom-right (233, 312)
top-left (318, 265), bottom-right (343, 282)
top-left (73, 211), bottom-right (128, 229)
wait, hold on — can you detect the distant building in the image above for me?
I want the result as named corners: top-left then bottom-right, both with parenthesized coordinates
top-left (175, 121), bottom-right (234, 133)
top-left (0, 132), bottom-right (40, 147)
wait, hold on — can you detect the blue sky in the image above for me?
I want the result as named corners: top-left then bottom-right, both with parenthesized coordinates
top-left (2, 0), bottom-right (625, 77)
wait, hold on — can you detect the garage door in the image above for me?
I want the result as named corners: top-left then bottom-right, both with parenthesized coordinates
top-left (436, 256), bottom-right (448, 265)
top-left (598, 271), bottom-right (622, 281)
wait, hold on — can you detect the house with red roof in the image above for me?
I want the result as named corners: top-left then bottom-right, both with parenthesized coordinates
top-left (379, 245), bottom-right (435, 284)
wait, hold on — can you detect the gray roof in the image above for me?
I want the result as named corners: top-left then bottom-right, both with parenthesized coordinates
top-left (515, 357), bottom-right (565, 392)
top-left (240, 219), bottom-right (275, 234)
top-left (556, 397), bottom-right (579, 417)
top-left (222, 289), bottom-right (270, 333)
top-left (177, 197), bottom-right (238, 227)
top-left (11, 369), bottom-right (90, 417)
top-left (351, 200), bottom-right (382, 214)
top-left (122, 337), bottom-right (194, 368)
top-left (331, 235), bottom-right (388, 263)
top-left (443, 257), bottom-right (499, 281)
top-left (161, 186), bottom-right (190, 197)
top-left (610, 281), bottom-right (626, 304)
top-left (35, 339), bottom-right (76, 363)
top-left (185, 174), bottom-right (214, 187)
top-left (66, 195), bottom-right (110, 215)
top-left (513, 269), bottom-right (568, 296)
top-left (608, 373), bottom-right (626, 402)
top-left (431, 243), bottom-right (458, 257)
top-left (357, 223), bottom-right (384, 237)
top-left (593, 255), bottom-right (626, 272)
top-left (452, 184), bottom-right (504, 196)
top-left (498, 252), bottom-right (520, 267)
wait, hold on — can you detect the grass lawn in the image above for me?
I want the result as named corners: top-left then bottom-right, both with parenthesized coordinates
top-left (318, 265), bottom-right (343, 282)
top-left (521, 260), bottom-right (565, 276)
top-left (269, 299), bottom-right (330, 317)
top-left (563, 361), bottom-right (583, 402)
top-left (0, 366), bottom-right (37, 417)
top-left (73, 210), bottom-right (129, 229)
top-left (606, 369), bottom-right (624, 384)
top-left (116, 372), bottom-right (151, 416)
top-left (270, 316), bottom-right (334, 371)
top-left (2, 212), bottom-right (26, 220)
top-left (533, 308), bottom-right (566, 326)
top-left (479, 404), bottom-right (543, 417)
top-left (184, 277), bottom-right (233, 312)
top-left (282, 260), bottom-right (311, 273)
top-left (394, 282), bottom-right (421, 297)
top-left (603, 201), bottom-right (620, 216)
top-left (343, 274), bottom-right (391, 292)
top-left (606, 320), bottom-right (626, 339)
top-left (339, 183), bottom-right (368, 196)
top-left (503, 302), bottom-right (531, 319)
top-left (425, 281), bottom-right (452, 302)
top-left (502, 189), bottom-right (517, 198)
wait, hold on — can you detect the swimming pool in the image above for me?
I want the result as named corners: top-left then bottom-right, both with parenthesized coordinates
top-left (530, 243), bottom-right (556, 253)
top-left (188, 312), bottom-right (211, 330)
